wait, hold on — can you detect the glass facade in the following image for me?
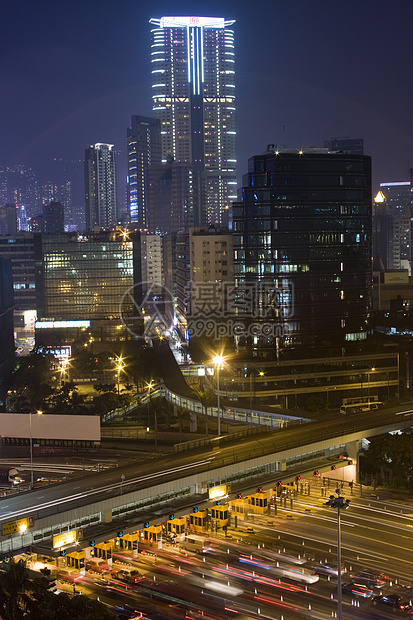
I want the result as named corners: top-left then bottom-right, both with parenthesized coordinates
top-left (232, 150), bottom-right (372, 355)
top-left (34, 231), bottom-right (142, 345)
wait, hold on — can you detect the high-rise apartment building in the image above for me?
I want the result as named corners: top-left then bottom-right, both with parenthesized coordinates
top-left (127, 115), bottom-right (162, 227)
top-left (84, 143), bottom-right (118, 230)
top-left (149, 16), bottom-right (237, 226)
top-left (43, 201), bottom-right (64, 233)
top-left (232, 148), bottom-right (372, 357)
top-left (374, 181), bottom-right (412, 274)
top-left (146, 161), bottom-right (201, 234)
top-left (175, 226), bottom-right (233, 344)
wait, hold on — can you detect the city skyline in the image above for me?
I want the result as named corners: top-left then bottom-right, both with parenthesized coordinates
top-left (1, 0), bottom-right (412, 212)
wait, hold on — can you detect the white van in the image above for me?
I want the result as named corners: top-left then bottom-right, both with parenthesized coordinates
top-left (181, 535), bottom-right (214, 554)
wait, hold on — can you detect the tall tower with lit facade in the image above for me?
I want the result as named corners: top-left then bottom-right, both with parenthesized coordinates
top-left (127, 115), bottom-right (161, 227)
top-left (84, 143), bottom-right (118, 230)
top-left (149, 16), bottom-right (237, 227)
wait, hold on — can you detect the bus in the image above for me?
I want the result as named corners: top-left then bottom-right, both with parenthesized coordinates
top-left (340, 395), bottom-right (382, 415)
top-left (340, 401), bottom-right (382, 415)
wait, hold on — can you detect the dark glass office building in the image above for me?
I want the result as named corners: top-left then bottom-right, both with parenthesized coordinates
top-left (232, 148), bottom-right (372, 357)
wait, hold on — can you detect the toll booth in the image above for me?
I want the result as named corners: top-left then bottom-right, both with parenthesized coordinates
top-left (143, 525), bottom-right (162, 545)
top-left (210, 504), bottom-right (229, 531)
top-left (248, 492), bottom-right (268, 514)
top-left (66, 550), bottom-right (86, 574)
top-left (166, 517), bottom-right (185, 541)
top-left (189, 510), bottom-right (207, 533)
top-left (114, 533), bottom-right (139, 556)
top-left (91, 542), bottom-right (112, 566)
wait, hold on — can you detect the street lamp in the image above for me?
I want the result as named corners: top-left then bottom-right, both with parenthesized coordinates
top-left (367, 367), bottom-right (375, 401)
top-left (116, 357), bottom-right (124, 396)
top-left (29, 410), bottom-right (42, 490)
top-left (146, 381), bottom-right (154, 432)
top-left (325, 493), bottom-right (350, 620)
top-left (212, 354), bottom-right (224, 437)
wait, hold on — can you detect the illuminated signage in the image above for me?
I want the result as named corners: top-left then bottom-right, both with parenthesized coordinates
top-left (53, 529), bottom-right (81, 549)
top-left (2, 516), bottom-right (34, 536)
top-left (209, 484), bottom-right (227, 500)
top-left (158, 16), bottom-right (226, 29)
top-left (35, 320), bottom-right (90, 329)
top-left (38, 346), bottom-right (72, 359)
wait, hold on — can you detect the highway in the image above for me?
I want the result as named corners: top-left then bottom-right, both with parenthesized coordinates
top-left (0, 405), bottom-right (411, 527)
top-left (46, 487), bottom-right (413, 620)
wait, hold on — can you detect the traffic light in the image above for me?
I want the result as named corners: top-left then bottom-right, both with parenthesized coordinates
top-left (257, 486), bottom-right (263, 493)
top-left (296, 475), bottom-right (301, 482)
top-left (277, 481), bottom-right (283, 487)
top-left (314, 470), bottom-right (319, 476)
top-left (193, 507), bottom-right (198, 513)
top-left (144, 522), bottom-right (149, 529)
top-left (347, 460), bottom-right (353, 466)
top-left (118, 531), bottom-right (124, 538)
top-left (237, 493), bottom-right (243, 499)
top-left (331, 465), bottom-right (336, 470)
top-left (60, 550), bottom-right (66, 557)
top-left (216, 500), bottom-right (221, 506)
top-left (89, 540), bottom-right (95, 547)
top-left (169, 514), bottom-right (174, 521)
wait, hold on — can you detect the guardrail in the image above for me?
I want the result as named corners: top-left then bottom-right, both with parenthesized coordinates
top-left (109, 383), bottom-right (312, 428)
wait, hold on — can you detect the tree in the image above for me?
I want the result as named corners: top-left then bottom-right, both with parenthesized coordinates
top-left (305, 395), bottom-right (328, 413)
top-left (48, 381), bottom-right (87, 414)
top-left (36, 592), bottom-right (117, 619)
top-left (195, 389), bottom-right (215, 436)
top-left (175, 406), bottom-right (189, 443)
top-left (7, 352), bottom-right (57, 412)
top-left (0, 558), bottom-right (117, 619)
top-left (0, 558), bottom-right (47, 619)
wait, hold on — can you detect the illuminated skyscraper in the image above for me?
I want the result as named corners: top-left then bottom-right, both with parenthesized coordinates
top-left (149, 16), bottom-right (237, 226)
top-left (127, 115), bottom-right (161, 227)
top-left (84, 143), bottom-right (118, 230)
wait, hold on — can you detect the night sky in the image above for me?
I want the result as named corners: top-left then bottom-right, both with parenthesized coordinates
top-left (1, 0), bottom-right (412, 207)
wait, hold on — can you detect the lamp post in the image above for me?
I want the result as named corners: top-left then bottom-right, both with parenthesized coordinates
top-left (212, 354), bottom-right (224, 437)
top-left (146, 381), bottom-right (154, 432)
top-left (325, 494), bottom-right (350, 620)
top-left (116, 357), bottom-right (124, 396)
top-left (29, 410), bottom-right (42, 490)
top-left (367, 367), bottom-right (375, 402)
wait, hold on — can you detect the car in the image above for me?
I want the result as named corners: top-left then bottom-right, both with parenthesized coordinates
top-left (87, 560), bottom-right (110, 574)
top-left (313, 563), bottom-right (347, 577)
top-left (342, 582), bottom-right (374, 598)
top-left (57, 570), bottom-right (83, 584)
top-left (116, 569), bottom-right (143, 585)
top-left (349, 571), bottom-right (387, 588)
top-left (245, 526), bottom-right (255, 534)
top-left (373, 595), bottom-right (412, 611)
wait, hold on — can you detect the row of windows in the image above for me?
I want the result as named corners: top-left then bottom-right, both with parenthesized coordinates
top-left (232, 204), bottom-right (369, 217)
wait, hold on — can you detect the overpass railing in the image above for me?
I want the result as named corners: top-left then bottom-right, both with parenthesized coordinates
top-left (106, 383), bottom-right (312, 428)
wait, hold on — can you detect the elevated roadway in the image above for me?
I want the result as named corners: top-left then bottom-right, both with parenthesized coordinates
top-left (0, 405), bottom-right (411, 556)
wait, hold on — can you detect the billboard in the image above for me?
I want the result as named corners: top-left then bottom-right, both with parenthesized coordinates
top-left (0, 414), bottom-right (100, 442)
